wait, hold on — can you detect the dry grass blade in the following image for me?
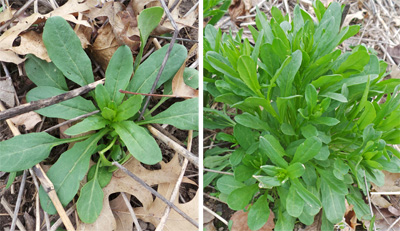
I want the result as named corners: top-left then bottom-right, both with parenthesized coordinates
top-left (10, 169), bottom-right (27, 231)
top-left (0, 197), bottom-right (26, 231)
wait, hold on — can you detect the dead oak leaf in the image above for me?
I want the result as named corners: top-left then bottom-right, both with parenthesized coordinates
top-left (230, 209), bottom-right (275, 231)
top-left (172, 44), bottom-right (198, 98)
top-left (10, 111), bottom-right (42, 131)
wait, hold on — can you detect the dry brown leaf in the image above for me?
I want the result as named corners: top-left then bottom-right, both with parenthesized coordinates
top-left (342, 10), bottom-right (366, 27)
top-left (77, 154), bottom-right (192, 230)
top-left (11, 31), bottom-right (50, 61)
top-left (388, 45), bottom-right (400, 65)
top-left (0, 50), bottom-right (25, 64)
top-left (0, 77), bottom-right (16, 107)
top-left (229, 0), bottom-right (251, 24)
top-left (388, 205), bottom-right (400, 216)
top-left (9, 111), bottom-right (42, 130)
top-left (204, 222), bottom-right (217, 231)
top-left (90, 23), bottom-right (120, 70)
top-left (0, 7), bottom-right (13, 24)
top-left (172, 44), bottom-right (198, 98)
top-left (371, 194), bottom-right (391, 208)
top-left (230, 209), bottom-right (275, 231)
top-left (372, 171), bottom-right (400, 193)
top-left (344, 201), bottom-right (358, 230)
top-left (390, 64), bottom-right (400, 79)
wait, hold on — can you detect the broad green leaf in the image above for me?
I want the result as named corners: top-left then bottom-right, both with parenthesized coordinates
top-left (287, 163), bottom-right (305, 178)
top-left (321, 211), bottom-right (334, 231)
top-left (314, 145), bottom-right (330, 160)
top-left (275, 211), bottom-right (296, 231)
top-left (235, 113), bottom-right (270, 131)
top-left (248, 195), bottom-right (271, 230)
top-left (234, 124), bottom-right (257, 149)
top-left (311, 117), bottom-right (340, 126)
top-left (259, 135), bottom-right (288, 168)
top-left (101, 107), bottom-right (116, 121)
top-left (319, 169), bottom-right (348, 195)
top-left (321, 92), bottom-right (348, 103)
top-left (0, 133), bottom-right (61, 172)
top-left (43, 16), bottom-right (93, 86)
top-left (76, 179), bottom-right (103, 223)
top-left (39, 130), bottom-right (107, 214)
top-left (255, 7), bottom-right (274, 43)
top-left (305, 84), bottom-right (318, 111)
top-left (358, 102), bottom-right (376, 130)
top-left (183, 68), bottom-right (199, 89)
top-left (311, 74), bottom-right (343, 89)
top-left (227, 184), bottom-right (258, 210)
top-left (115, 95), bottom-right (142, 122)
top-left (87, 164), bottom-right (112, 188)
top-left (253, 175), bottom-right (281, 188)
top-left (127, 44), bottom-right (187, 94)
top-left (292, 137), bottom-right (322, 164)
top-left (206, 51), bottom-right (239, 78)
top-left (25, 54), bottom-right (68, 90)
top-left (230, 148), bottom-right (245, 166)
top-left (105, 45), bottom-right (133, 105)
top-left (237, 55), bottom-right (262, 96)
top-left (300, 124), bottom-right (318, 138)
top-left (216, 175), bottom-right (245, 195)
top-left (346, 188), bottom-right (371, 220)
top-left (204, 155), bottom-right (230, 168)
top-left (234, 164), bottom-right (257, 182)
top-left (112, 121), bottom-right (162, 165)
top-left (65, 115), bottom-right (108, 136)
top-left (280, 123), bottom-right (296, 136)
top-left (286, 184), bottom-right (304, 217)
top-left (321, 178), bottom-right (346, 224)
top-left (298, 210), bottom-right (315, 226)
top-left (27, 86), bottom-right (97, 120)
top-left (291, 178), bottom-right (322, 215)
top-left (95, 84), bottom-right (111, 111)
top-left (138, 98), bottom-right (198, 130)
top-left (276, 50), bottom-right (302, 97)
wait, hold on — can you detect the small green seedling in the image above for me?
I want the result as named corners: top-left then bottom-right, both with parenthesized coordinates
top-left (0, 8), bottom-right (198, 224)
top-left (204, 1), bottom-right (400, 230)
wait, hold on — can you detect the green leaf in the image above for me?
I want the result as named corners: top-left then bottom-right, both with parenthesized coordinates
top-left (5, 172), bottom-right (16, 189)
top-left (305, 84), bottom-right (318, 111)
top-left (128, 44), bottom-right (187, 94)
top-left (319, 169), bottom-right (348, 195)
top-left (138, 98), bottom-right (198, 130)
top-left (286, 184), bottom-right (304, 217)
top-left (115, 95), bottom-right (142, 122)
top-left (311, 117), bottom-right (340, 126)
top-left (27, 86), bottom-right (97, 120)
top-left (292, 137), bottom-right (322, 164)
top-left (234, 124), bottom-right (256, 149)
top-left (253, 175), bottom-right (281, 188)
top-left (206, 51), bottom-right (240, 78)
top-left (112, 121), bottom-right (162, 165)
top-left (275, 211), bottom-right (296, 231)
top-left (43, 16), bottom-right (93, 86)
top-left (300, 124), bottom-right (318, 138)
top-left (0, 132), bottom-right (60, 172)
top-left (217, 175), bottom-right (245, 195)
top-left (95, 84), bottom-right (111, 111)
top-left (25, 54), bottom-right (68, 90)
top-left (227, 184), bottom-right (258, 210)
top-left (287, 163), bottom-right (305, 178)
top-left (235, 113), bottom-right (270, 131)
top-left (101, 107), bottom-right (116, 121)
top-left (237, 55), bottom-right (262, 96)
top-left (280, 123), bottom-right (296, 136)
top-left (276, 50), bottom-right (302, 97)
top-left (87, 164), bottom-right (112, 188)
top-left (321, 177), bottom-right (346, 224)
top-left (248, 195), bottom-right (271, 230)
top-left (105, 45), bottom-right (133, 105)
top-left (39, 131), bottom-right (107, 214)
top-left (321, 92), bottom-right (348, 103)
top-left (291, 178), bottom-right (322, 215)
top-left (346, 188), bottom-right (371, 220)
top-left (76, 178), bottom-right (103, 223)
top-left (259, 135), bottom-right (288, 168)
top-left (64, 115), bottom-right (108, 136)
top-left (358, 102), bottom-right (376, 130)
top-left (183, 68), bottom-right (199, 89)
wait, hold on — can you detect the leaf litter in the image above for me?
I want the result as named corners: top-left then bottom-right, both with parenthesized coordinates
top-left (0, 0), bottom-right (199, 230)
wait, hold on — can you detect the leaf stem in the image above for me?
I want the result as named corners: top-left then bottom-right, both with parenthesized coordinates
top-left (98, 137), bottom-right (117, 167)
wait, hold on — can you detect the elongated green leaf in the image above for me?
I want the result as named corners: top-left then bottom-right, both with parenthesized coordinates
top-left (321, 178), bottom-right (346, 224)
top-left (275, 211), bottom-right (296, 231)
top-left (183, 68), bottom-right (199, 89)
top-left (237, 55), bottom-right (262, 96)
top-left (305, 84), bottom-right (318, 111)
top-left (105, 45), bottom-right (133, 105)
top-left (319, 169), bottom-right (348, 195)
top-left (127, 44), bottom-right (187, 94)
top-left (321, 92), bottom-right (348, 103)
top-left (27, 86), bottom-right (96, 120)
top-left (25, 54), bottom-right (68, 90)
top-left (235, 113), bottom-right (270, 131)
top-left (217, 175), bottom-right (245, 195)
top-left (227, 184), bottom-right (258, 210)
top-left (64, 115), bottom-right (109, 136)
top-left (0, 133), bottom-right (60, 172)
top-left (259, 135), bottom-right (288, 168)
top-left (276, 50), bottom-right (302, 97)
top-left (138, 98), bottom-right (198, 130)
top-left (39, 131), bottom-right (107, 214)
top-left (292, 137), bottom-right (322, 164)
top-left (286, 184), bottom-right (304, 217)
top-left (115, 95), bottom-right (142, 122)
top-left (248, 195), bottom-right (271, 230)
top-left (43, 16), bottom-right (93, 86)
top-left (253, 175), bottom-right (281, 188)
top-left (112, 121), bottom-right (162, 165)
top-left (291, 178), bottom-right (321, 215)
top-left (287, 163), bottom-right (305, 178)
top-left (138, 7), bottom-right (163, 44)
top-left (95, 84), bottom-right (111, 111)
top-left (87, 164), bottom-right (112, 188)
top-left (206, 51), bottom-right (240, 78)
top-left (300, 124), bottom-right (318, 138)
top-left (76, 178), bottom-right (103, 223)
top-left (311, 117), bottom-right (340, 126)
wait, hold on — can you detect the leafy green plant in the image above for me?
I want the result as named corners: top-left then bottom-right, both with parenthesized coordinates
top-left (203, 0), bottom-right (231, 26)
top-left (204, 1), bottom-right (400, 230)
top-left (0, 9), bottom-right (198, 223)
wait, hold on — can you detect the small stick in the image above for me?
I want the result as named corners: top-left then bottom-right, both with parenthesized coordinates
top-left (203, 206), bottom-right (228, 226)
top-left (49, 205), bottom-right (76, 231)
top-left (0, 0), bottom-right (36, 32)
top-left (387, 216), bottom-right (400, 231)
top-left (156, 130), bottom-right (193, 231)
top-left (147, 125), bottom-right (199, 166)
top-left (152, 124), bottom-right (186, 147)
top-left (44, 212), bottom-right (51, 231)
top-left (35, 193), bottom-right (40, 231)
top-left (364, 170), bottom-right (376, 231)
top-left (43, 110), bottom-right (100, 133)
top-left (370, 192), bottom-right (400, 195)
top-left (203, 168), bottom-right (233, 175)
top-left (10, 170), bottom-right (27, 231)
top-left (112, 161), bottom-right (199, 228)
top-left (120, 90), bottom-right (191, 98)
top-left (0, 197), bottom-right (27, 231)
top-left (0, 79), bottom-right (104, 121)
top-left (182, 2), bottom-right (198, 18)
top-left (121, 192), bottom-right (142, 231)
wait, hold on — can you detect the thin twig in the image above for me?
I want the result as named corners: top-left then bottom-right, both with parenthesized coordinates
top-left (138, 0), bottom-right (180, 121)
top-left (156, 130), bottom-right (193, 231)
top-left (370, 192), bottom-right (400, 195)
top-left (35, 193), bottom-right (40, 231)
top-left (364, 170), bottom-right (376, 231)
top-left (150, 35), bottom-right (198, 43)
top-left (0, 0), bottom-right (35, 32)
top-left (387, 216), bottom-right (400, 230)
top-left (203, 206), bottom-right (228, 226)
top-left (112, 161), bottom-right (199, 228)
top-left (43, 110), bottom-right (100, 133)
top-left (49, 205), bottom-right (76, 231)
top-left (0, 79), bottom-right (104, 121)
top-left (121, 192), bottom-right (142, 231)
top-left (147, 125), bottom-right (199, 166)
top-left (10, 170), bottom-right (27, 231)
top-left (0, 197), bottom-right (27, 231)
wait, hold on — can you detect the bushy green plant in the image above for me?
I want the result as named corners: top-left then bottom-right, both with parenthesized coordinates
top-left (204, 1), bottom-right (400, 230)
top-left (0, 9), bottom-right (198, 223)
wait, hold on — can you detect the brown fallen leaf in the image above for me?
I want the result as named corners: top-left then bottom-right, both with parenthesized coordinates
top-left (89, 23), bottom-right (120, 70)
top-left (388, 45), bottom-right (400, 65)
top-left (77, 154), bottom-right (192, 230)
top-left (371, 170), bottom-right (400, 194)
top-left (229, 0), bottom-right (250, 25)
top-left (172, 44), bottom-right (198, 98)
top-left (0, 7), bottom-right (14, 24)
top-left (390, 64), bottom-right (400, 79)
top-left (342, 10), bottom-right (367, 28)
top-left (0, 50), bottom-right (25, 64)
top-left (344, 200), bottom-right (358, 230)
top-left (230, 209), bottom-right (275, 231)
top-left (10, 111), bottom-right (42, 131)
top-left (0, 76), bottom-right (16, 107)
